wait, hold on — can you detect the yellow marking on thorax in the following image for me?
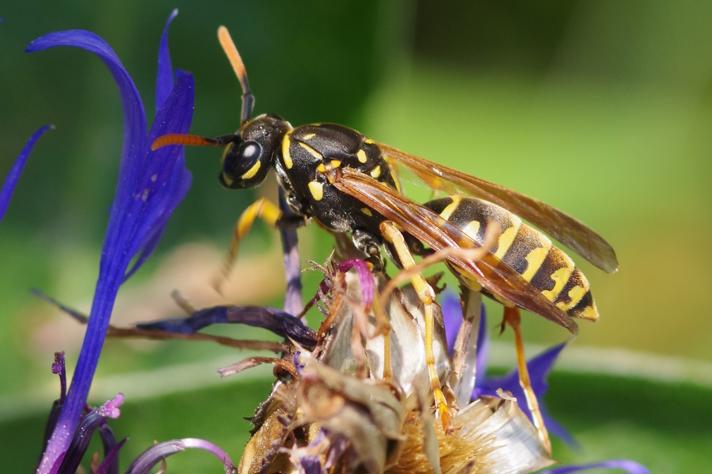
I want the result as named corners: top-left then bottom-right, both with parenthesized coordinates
top-left (281, 133), bottom-right (293, 169)
top-left (301, 132), bottom-right (316, 140)
top-left (364, 137), bottom-right (375, 144)
top-left (240, 160), bottom-right (261, 180)
top-left (462, 220), bottom-right (481, 240)
top-left (541, 255), bottom-right (575, 301)
top-left (370, 165), bottom-right (381, 178)
top-left (316, 160), bottom-right (341, 174)
top-left (298, 141), bottom-right (323, 160)
top-left (494, 216), bottom-right (522, 259)
top-left (356, 149), bottom-right (368, 163)
top-left (556, 285), bottom-right (587, 312)
top-left (439, 195), bottom-right (462, 221)
top-left (308, 181), bottom-right (324, 201)
top-left (521, 239), bottom-right (552, 282)
top-left (361, 207), bottom-right (373, 216)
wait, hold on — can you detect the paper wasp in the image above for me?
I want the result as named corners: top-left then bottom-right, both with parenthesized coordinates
top-left (153, 26), bottom-right (618, 449)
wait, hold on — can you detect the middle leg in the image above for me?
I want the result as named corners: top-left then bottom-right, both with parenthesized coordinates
top-left (380, 220), bottom-right (450, 428)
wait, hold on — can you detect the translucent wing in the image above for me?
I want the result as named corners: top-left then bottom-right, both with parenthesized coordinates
top-left (379, 144), bottom-right (618, 273)
top-left (330, 168), bottom-right (578, 334)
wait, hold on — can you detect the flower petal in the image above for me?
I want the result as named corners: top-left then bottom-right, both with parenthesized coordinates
top-left (137, 304), bottom-right (317, 349)
top-left (31, 25), bottom-right (192, 473)
top-left (0, 125), bottom-right (52, 221)
top-left (441, 292), bottom-right (462, 354)
top-left (27, 30), bottom-right (148, 205)
top-left (474, 303), bottom-right (488, 382)
top-left (126, 438), bottom-right (236, 474)
top-left (538, 459), bottom-right (650, 474)
top-left (338, 259), bottom-right (375, 308)
top-left (475, 342), bottom-right (573, 445)
top-left (123, 70), bottom-right (194, 279)
top-left (155, 9), bottom-right (179, 110)
top-left (56, 394), bottom-right (124, 474)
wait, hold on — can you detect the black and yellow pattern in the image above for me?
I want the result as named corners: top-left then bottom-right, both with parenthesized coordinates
top-left (425, 196), bottom-right (599, 321)
top-left (276, 123), bottom-right (398, 234)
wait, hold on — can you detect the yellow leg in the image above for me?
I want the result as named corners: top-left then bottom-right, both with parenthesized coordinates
top-left (214, 198), bottom-right (281, 292)
top-left (380, 221), bottom-right (450, 428)
top-left (504, 306), bottom-right (552, 454)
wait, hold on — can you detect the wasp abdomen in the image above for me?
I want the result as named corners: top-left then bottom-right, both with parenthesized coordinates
top-left (425, 196), bottom-right (598, 321)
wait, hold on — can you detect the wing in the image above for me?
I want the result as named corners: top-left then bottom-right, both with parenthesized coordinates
top-left (329, 167), bottom-right (578, 334)
top-left (379, 144), bottom-right (619, 273)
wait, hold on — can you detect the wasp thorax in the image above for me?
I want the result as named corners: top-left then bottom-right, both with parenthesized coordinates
top-left (219, 114), bottom-right (290, 189)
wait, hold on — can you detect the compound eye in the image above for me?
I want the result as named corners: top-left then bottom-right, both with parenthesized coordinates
top-left (223, 140), bottom-right (262, 177)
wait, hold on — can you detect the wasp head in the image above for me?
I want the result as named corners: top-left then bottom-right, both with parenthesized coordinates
top-left (220, 114), bottom-right (290, 189)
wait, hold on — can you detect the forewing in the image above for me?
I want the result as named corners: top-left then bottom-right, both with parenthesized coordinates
top-left (330, 168), bottom-right (578, 334)
top-left (379, 144), bottom-right (619, 273)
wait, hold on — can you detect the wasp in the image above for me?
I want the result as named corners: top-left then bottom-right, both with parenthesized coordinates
top-left (153, 26), bottom-right (618, 450)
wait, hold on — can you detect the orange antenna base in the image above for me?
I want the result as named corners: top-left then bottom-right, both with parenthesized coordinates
top-left (151, 133), bottom-right (234, 151)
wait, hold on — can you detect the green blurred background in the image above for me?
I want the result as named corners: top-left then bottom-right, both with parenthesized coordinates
top-left (2, 0), bottom-right (711, 471)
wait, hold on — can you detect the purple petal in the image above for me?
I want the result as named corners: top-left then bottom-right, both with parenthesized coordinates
top-left (54, 394), bottom-right (125, 474)
top-left (51, 352), bottom-right (67, 403)
top-left (136, 305), bottom-right (316, 349)
top-left (155, 9), bottom-right (179, 110)
top-left (0, 125), bottom-right (52, 220)
top-left (474, 342), bottom-right (573, 445)
top-left (338, 259), bottom-right (375, 308)
top-left (32, 26), bottom-right (192, 472)
top-left (95, 437), bottom-right (126, 474)
top-left (27, 30), bottom-right (148, 207)
top-left (441, 292), bottom-right (462, 354)
top-left (126, 438), bottom-right (236, 474)
top-left (538, 459), bottom-right (650, 474)
top-left (474, 304), bottom-right (488, 380)
top-left (300, 456), bottom-right (324, 474)
top-left (122, 70), bottom-right (194, 278)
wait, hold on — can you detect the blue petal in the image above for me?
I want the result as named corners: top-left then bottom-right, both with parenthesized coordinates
top-left (155, 9), bottom-right (179, 110)
top-left (0, 125), bottom-right (53, 221)
top-left (474, 303), bottom-right (488, 379)
top-left (475, 342), bottom-right (573, 445)
top-left (32, 25), bottom-right (192, 473)
top-left (122, 70), bottom-right (194, 277)
top-left (441, 292), bottom-right (462, 354)
top-left (27, 30), bottom-right (148, 207)
top-left (538, 459), bottom-right (650, 474)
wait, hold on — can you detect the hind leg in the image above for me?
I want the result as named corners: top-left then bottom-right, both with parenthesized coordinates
top-left (380, 221), bottom-right (450, 428)
top-left (503, 306), bottom-right (552, 454)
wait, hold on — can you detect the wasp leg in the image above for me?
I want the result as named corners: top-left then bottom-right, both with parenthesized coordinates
top-left (380, 221), bottom-right (450, 428)
top-left (215, 198), bottom-right (303, 293)
top-left (352, 229), bottom-right (384, 271)
top-left (503, 306), bottom-right (552, 454)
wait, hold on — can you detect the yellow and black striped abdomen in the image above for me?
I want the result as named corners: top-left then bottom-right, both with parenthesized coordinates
top-left (425, 196), bottom-right (599, 321)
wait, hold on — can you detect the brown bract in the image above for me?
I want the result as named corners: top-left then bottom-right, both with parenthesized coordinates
top-left (237, 243), bottom-right (552, 474)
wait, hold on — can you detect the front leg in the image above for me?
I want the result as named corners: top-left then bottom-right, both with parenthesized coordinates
top-left (351, 229), bottom-right (385, 271)
top-left (215, 198), bottom-right (305, 292)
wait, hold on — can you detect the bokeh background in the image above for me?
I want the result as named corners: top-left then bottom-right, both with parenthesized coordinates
top-left (1, 0), bottom-right (711, 471)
